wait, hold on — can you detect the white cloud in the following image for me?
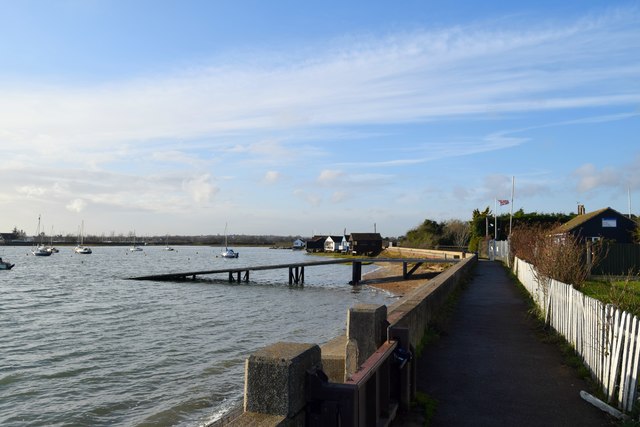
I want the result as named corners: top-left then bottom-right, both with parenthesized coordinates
top-left (66, 198), bottom-right (87, 213)
top-left (571, 162), bottom-right (640, 194)
top-left (318, 169), bottom-right (344, 183)
top-left (16, 185), bottom-right (47, 198)
top-left (182, 174), bottom-right (219, 204)
top-left (331, 191), bottom-right (348, 203)
top-left (264, 171), bottom-right (281, 184)
top-left (293, 189), bottom-right (322, 206)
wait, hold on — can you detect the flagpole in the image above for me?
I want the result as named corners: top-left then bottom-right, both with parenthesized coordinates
top-left (494, 198), bottom-right (497, 239)
top-left (509, 176), bottom-right (515, 236)
top-left (493, 198), bottom-right (497, 260)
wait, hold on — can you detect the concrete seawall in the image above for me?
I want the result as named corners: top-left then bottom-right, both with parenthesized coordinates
top-left (385, 246), bottom-right (466, 260)
top-left (387, 251), bottom-right (475, 349)
top-left (213, 250), bottom-right (476, 426)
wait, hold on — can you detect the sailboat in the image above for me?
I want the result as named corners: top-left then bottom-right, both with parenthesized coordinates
top-left (220, 223), bottom-right (239, 258)
top-left (32, 215), bottom-right (52, 256)
top-left (46, 226), bottom-right (59, 254)
top-left (164, 235), bottom-right (174, 251)
top-left (74, 221), bottom-right (92, 254)
top-left (129, 233), bottom-right (143, 252)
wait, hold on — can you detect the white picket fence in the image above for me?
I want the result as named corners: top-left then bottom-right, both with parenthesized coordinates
top-left (514, 257), bottom-right (640, 413)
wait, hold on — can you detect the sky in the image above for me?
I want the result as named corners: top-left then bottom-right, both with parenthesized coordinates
top-left (1, 0), bottom-right (639, 238)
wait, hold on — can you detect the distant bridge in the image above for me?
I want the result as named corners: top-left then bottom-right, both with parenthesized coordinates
top-left (129, 257), bottom-right (459, 285)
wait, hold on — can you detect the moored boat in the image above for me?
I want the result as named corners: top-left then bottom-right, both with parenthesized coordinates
top-left (129, 233), bottom-right (144, 252)
top-left (74, 221), bottom-right (92, 254)
top-left (0, 257), bottom-right (14, 270)
top-left (219, 223), bottom-right (239, 258)
top-left (46, 227), bottom-right (59, 254)
top-left (220, 248), bottom-right (239, 258)
top-left (32, 215), bottom-right (52, 257)
top-left (164, 235), bottom-right (174, 251)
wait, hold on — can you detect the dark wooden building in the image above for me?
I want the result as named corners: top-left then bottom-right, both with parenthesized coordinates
top-left (349, 233), bottom-right (383, 255)
top-left (305, 235), bottom-right (326, 253)
top-left (553, 206), bottom-right (637, 243)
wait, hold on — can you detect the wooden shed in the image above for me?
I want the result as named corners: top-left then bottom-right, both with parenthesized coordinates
top-left (349, 233), bottom-right (383, 255)
top-left (553, 206), bottom-right (636, 243)
top-left (305, 236), bottom-right (326, 253)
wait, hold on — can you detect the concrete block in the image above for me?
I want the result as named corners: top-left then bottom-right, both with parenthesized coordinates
top-left (347, 304), bottom-right (388, 366)
top-left (320, 335), bottom-right (347, 383)
top-left (344, 338), bottom-right (359, 381)
top-left (244, 342), bottom-right (321, 418)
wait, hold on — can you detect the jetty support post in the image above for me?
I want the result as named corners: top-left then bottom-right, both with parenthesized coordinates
top-left (403, 262), bottom-right (423, 280)
top-left (288, 266), bottom-right (304, 285)
top-left (231, 342), bottom-right (322, 425)
top-left (351, 261), bottom-right (362, 285)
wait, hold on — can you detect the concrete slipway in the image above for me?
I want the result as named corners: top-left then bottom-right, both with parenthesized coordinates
top-left (396, 260), bottom-right (615, 427)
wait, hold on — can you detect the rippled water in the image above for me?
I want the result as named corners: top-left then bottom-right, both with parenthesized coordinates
top-left (0, 246), bottom-right (394, 426)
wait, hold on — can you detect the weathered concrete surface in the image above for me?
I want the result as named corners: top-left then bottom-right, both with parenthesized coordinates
top-left (319, 335), bottom-right (347, 383)
top-left (347, 304), bottom-right (388, 366)
top-left (385, 246), bottom-right (466, 260)
top-left (244, 342), bottom-right (321, 418)
top-left (396, 260), bottom-right (613, 426)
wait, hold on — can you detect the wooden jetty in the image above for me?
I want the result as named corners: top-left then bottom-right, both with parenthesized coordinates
top-left (129, 257), bottom-right (459, 285)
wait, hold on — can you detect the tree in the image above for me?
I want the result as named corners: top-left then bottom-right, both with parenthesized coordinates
top-left (11, 226), bottom-right (27, 239)
top-left (443, 219), bottom-right (471, 249)
top-left (402, 219), bottom-right (445, 249)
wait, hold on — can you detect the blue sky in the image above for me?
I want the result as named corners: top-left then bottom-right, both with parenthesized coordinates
top-left (1, 1), bottom-right (639, 238)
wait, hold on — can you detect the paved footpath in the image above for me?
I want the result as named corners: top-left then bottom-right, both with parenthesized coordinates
top-left (398, 260), bottom-right (614, 426)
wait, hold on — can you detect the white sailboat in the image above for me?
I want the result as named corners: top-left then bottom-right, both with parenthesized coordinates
top-left (32, 215), bottom-right (52, 257)
top-left (220, 223), bottom-right (239, 258)
top-left (164, 235), bottom-right (174, 251)
top-left (129, 233), bottom-right (143, 252)
top-left (74, 221), bottom-right (92, 254)
top-left (45, 226), bottom-right (59, 254)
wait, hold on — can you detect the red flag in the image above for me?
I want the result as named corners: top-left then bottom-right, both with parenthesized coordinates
top-left (498, 199), bottom-right (509, 206)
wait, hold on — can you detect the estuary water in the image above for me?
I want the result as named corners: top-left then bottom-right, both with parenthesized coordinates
top-left (0, 246), bottom-right (394, 426)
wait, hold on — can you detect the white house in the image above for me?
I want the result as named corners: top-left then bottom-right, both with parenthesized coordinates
top-left (324, 235), bottom-right (344, 252)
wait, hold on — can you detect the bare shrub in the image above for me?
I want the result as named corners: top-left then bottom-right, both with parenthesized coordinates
top-left (510, 224), bottom-right (606, 290)
top-left (443, 219), bottom-right (471, 249)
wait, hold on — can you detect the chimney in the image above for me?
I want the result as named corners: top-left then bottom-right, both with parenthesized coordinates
top-left (578, 204), bottom-right (586, 215)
